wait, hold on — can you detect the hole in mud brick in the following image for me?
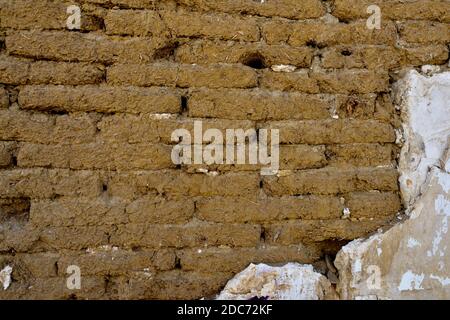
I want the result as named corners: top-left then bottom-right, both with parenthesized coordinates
top-left (343, 96), bottom-right (364, 116)
top-left (153, 42), bottom-right (179, 60)
top-left (181, 96), bottom-right (188, 113)
top-left (104, 275), bottom-right (111, 287)
top-left (324, 148), bottom-right (335, 161)
top-left (389, 76), bottom-right (395, 85)
top-left (94, 16), bottom-right (105, 31)
top-left (338, 18), bottom-right (351, 24)
top-left (46, 109), bottom-right (69, 116)
top-left (82, 14), bottom-right (105, 32)
top-left (321, 240), bottom-right (349, 256)
top-left (102, 184), bottom-right (108, 192)
top-left (50, 194), bottom-right (62, 201)
top-left (11, 155), bottom-right (17, 166)
top-left (341, 49), bottom-right (352, 56)
top-left (306, 40), bottom-right (318, 48)
top-left (6, 86), bottom-right (19, 104)
top-left (0, 198), bottom-right (31, 226)
top-left (175, 257), bottom-right (181, 269)
top-left (260, 227), bottom-right (266, 242)
top-left (240, 53), bottom-right (267, 69)
top-left (306, 40), bottom-right (327, 49)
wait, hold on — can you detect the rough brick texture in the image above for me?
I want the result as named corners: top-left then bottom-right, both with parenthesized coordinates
top-left (1, 0), bottom-right (447, 300)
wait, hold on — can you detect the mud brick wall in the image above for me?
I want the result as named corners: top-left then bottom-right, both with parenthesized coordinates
top-left (0, 0), bottom-right (449, 299)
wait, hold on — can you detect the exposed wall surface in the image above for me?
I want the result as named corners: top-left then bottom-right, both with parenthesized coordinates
top-left (0, 0), bottom-right (449, 299)
top-left (335, 71), bottom-right (450, 300)
top-left (217, 71), bottom-right (450, 301)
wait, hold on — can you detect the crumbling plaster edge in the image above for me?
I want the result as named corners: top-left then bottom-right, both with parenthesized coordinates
top-left (334, 68), bottom-right (450, 300)
top-left (215, 67), bottom-right (450, 300)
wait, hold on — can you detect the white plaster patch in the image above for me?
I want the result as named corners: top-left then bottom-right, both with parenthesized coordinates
top-left (353, 259), bottom-right (362, 273)
top-left (0, 265), bottom-right (13, 290)
top-left (398, 271), bottom-right (425, 291)
top-left (421, 65), bottom-right (441, 76)
top-left (376, 237), bottom-right (383, 256)
top-left (377, 247), bottom-right (382, 257)
top-left (342, 208), bottom-right (351, 219)
top-left (398, 71), bottom-right (450, 205)
top-left (430, 274), bottom-right (450, 286)
top-left (431, 218), bottom-right (448, 257)
top-left (435, 194), bottom-right (450, 216)
top-left (196, 168), bottom-right (219, 176)
top-left (395, 129), bottom-right (404, 145)
top-left (217, 263), bottom-right (336, 300)
top-left (407, 237), bottom-right (421, 249)
top-left (430, 195), bottom-right (449, 257)
top-left (149, 113), bottom-right (176, 120)
top-left (271, 65), bottom-right (296, 73)
top-left (437, 172), bottom-right (450, 194)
